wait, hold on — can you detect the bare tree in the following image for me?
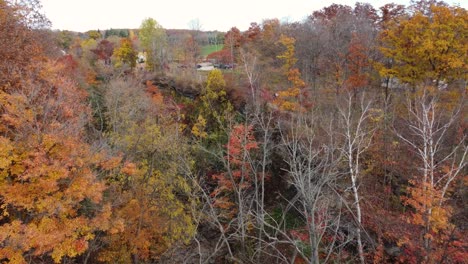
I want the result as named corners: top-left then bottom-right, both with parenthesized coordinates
top-left (394, 89), bottom-right (467, 260)
top-left (337, 92), bottom-right (375, 264)
top-left (278, 112), bottom-right (343, 264)
top-left (188, 18), bottom-right (203, 32)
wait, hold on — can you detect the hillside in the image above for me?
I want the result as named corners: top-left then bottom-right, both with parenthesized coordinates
top-left (1, 0), bottom-right (467, 263)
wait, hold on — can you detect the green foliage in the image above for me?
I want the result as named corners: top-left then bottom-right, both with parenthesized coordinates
top-left (267, 207), bottom-right (304, 230)
top-left (80, 38), bottom-right (98, 66)
top-left (201, 44), bottom-right (224, 57)
top-left (57, 30), bottom-right (74, 50)
top-left (104, 28), bottom-right (128, 38)
top-left (139, 18), bottom-right (167, 71)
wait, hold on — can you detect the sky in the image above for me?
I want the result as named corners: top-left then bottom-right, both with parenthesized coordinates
top-left (40, 0), bottom-right (468, 32)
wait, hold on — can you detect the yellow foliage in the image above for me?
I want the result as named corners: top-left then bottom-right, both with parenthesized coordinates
top-left (273, 35), bottom-right (307, 112)
top-left (0, 137), bottom-right (13, 174)
top-left (192, 115), bottom-right (208, 138)
top-left (379, 5), bottom-right (467, 85)
top-left (277, 35), bottom-right (297, 73)
top-left (99, 79), bottom-right (196, 262)
top-left (195, 69), bottom-right (233, 143)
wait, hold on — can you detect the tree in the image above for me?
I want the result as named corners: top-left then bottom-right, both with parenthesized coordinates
top-left (182, 34), bottom-right (200, 66)
top-left (312, 4), bottom-right (353, 21)
top-left (344, 33), bottom-right (370, 93)
top-left (379, 4), bottom-right (468, 87)
top-left (337, 93), bottom-right (375, 264)
top-left (379, 3), bottom-right (406, 27)
top-left (0, 57), bottom-right (110, 263)
top-left (99, 78), bottom-right (195, 263)
top-left (0, 0), bottom-right (43, 89)
top-left (86, 30), bottom-right (102, 40)
top-left (57, 30), bottom-right (74, 51)
top-left (92, 39), bottom-right (114, 65)
top-left (211, 124), bottom-right (258, 235)
top-left (278, 113), bottom-right (343, 264)
top-left (192, 69), bottom-right (233, 145)
top-left (4, 0), bottom-right (50, 29)
top-left (395, 89), bottom-right (466, 263)
top-left (207, 49), bottom-right (232, 64)
top-left (80, 38), bottom-right (98, 66)
top-left (118, 29), bottom-right (128, 38)
top-left (257, 19), bottom-right (284, 68)
top-left (312, 4), bottom-right (352, 93)
top-left (290, 19), bottom-right (324, 89)
top-left (224, 27), bottom-right (243, 65)
top-left (139, 18), bottom-right (167, 72)
top-left (243, 22), bottom-right (262, 43)
top-left (113, 38), bottom-right (137, 69)
top-left (273, 35), bottom-right (306, 112)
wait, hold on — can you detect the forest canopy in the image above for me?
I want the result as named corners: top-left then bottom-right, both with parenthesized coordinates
top-left (0, 0), bottom-right (466, 263)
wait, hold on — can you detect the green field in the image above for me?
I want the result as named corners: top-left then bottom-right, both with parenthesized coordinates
top-left (201, 44), bottom-right (224, 58)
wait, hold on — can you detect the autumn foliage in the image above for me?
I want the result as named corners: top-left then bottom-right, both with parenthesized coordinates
top-left (273, 35), bottom-right (307, 112)
top-left (0, 41), bottom-right (110, 264)
top-left (211, 124), bottom-right (258, 220)
top-left (379, 4), bottom-right (468, 85)
top-left (206, 49), bottom-right (233, 64)
top-left (1, 0), bottom-right (467, 263)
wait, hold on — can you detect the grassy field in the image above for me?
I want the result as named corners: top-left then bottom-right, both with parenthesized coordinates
top-left (200, 44), bottom-right (224, 58)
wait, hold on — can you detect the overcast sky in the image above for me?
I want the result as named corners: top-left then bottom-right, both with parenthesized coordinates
top-left (41, 0), bottom-right (467, 32)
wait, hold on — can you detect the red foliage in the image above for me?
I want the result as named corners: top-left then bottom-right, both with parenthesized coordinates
top-left (224, 27), bottom-right (243, 49)
top-left (312, 4), bottom-right (353, 21)
top-left (226, 124), bottom-right (258, 168)
top-left (56, 54), bottom-right (79, 78)
top-left (290, 229), bottom-right (310, 243)
top-left (211, 124), bottom-right (258, 219)
top-left (345, 33), bottom-right (370, 91)
top-left (92, 39), bottom-right (114, 65)
top-left (379, 3), bottom-right (406, 25)
top-left (244, 22), bottom-right (262, 42)
top-left (206, 49), bottom-right (233, 64)
top-left (353, 2), bottom-right (379, 22)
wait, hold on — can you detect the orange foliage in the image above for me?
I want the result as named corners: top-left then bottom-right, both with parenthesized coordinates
top-left (273, 35), bottom-right (307, 112)
top-left (206, 49), bottom-right (233, 64)
top-left (98, 160), bottom-right (194, 263)
top-left (345, 33), bottom-right (370, 91)
top-left (0, 58), bottom-right (111, 263)
top-left (145, 80), bottom-right (164, 105)
top-left (0, 4), bottom-right (111, 261)
top-left (0, 1), bottom-right (42, 91)
top-left (396, 178), bottom-right (467, 263)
